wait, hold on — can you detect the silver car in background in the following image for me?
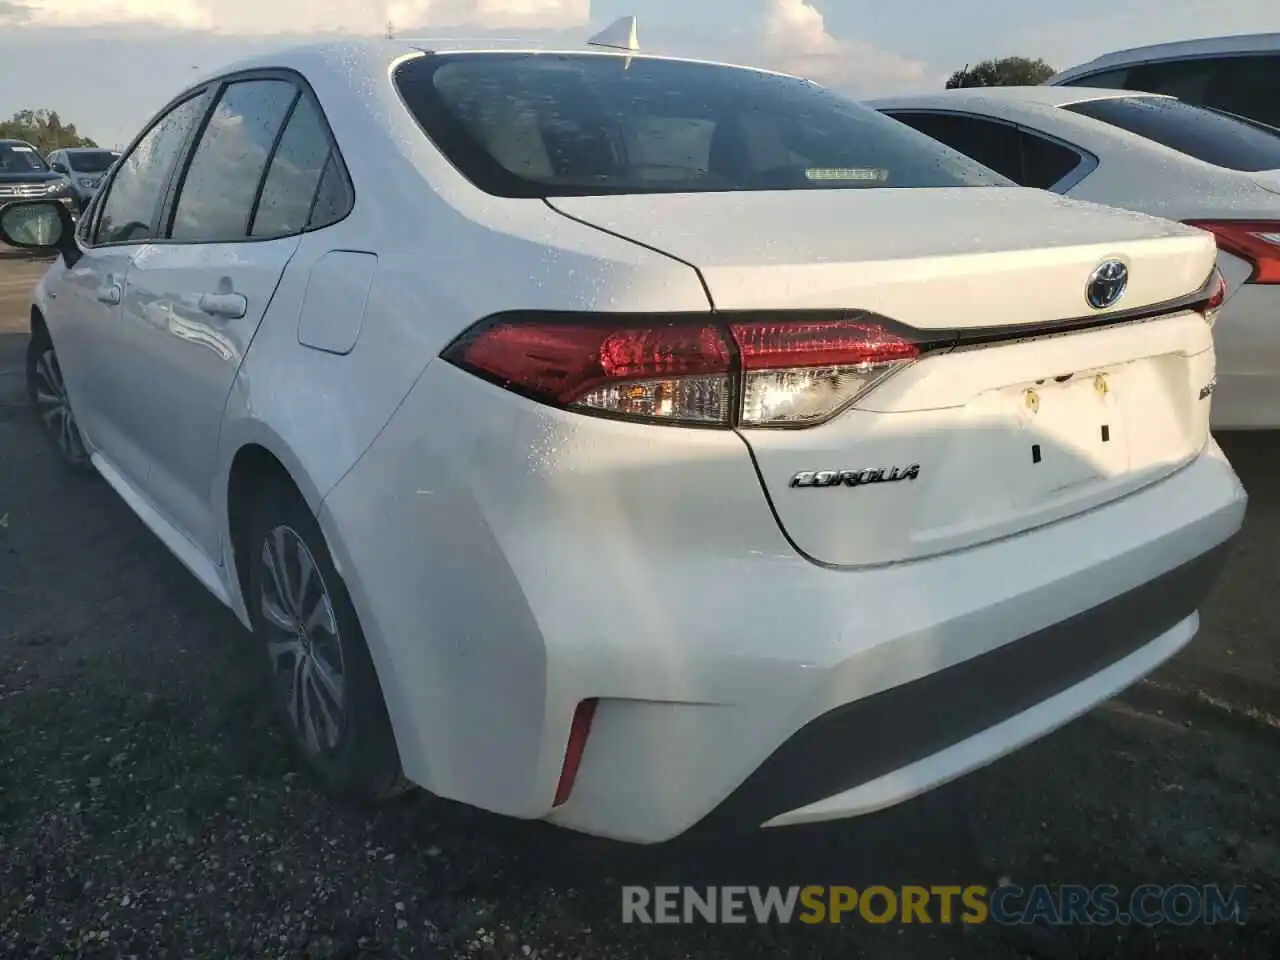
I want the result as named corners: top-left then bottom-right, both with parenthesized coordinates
top-left (45, 147), bottom-right (121, 212)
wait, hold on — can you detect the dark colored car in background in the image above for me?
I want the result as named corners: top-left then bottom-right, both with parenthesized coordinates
top-left (0, 139), bottom-right (79, 220)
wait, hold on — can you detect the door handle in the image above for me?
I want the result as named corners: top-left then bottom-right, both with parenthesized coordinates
top-left (95, 283), bottom-right (121, 305)
top-left (198, 292), bottom-right (248, 320)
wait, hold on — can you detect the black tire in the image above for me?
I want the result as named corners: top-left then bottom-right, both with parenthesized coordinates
top-left (26, 327), bottom-right (92, 472)
top-left (247, 480), bottom-right (407, 804)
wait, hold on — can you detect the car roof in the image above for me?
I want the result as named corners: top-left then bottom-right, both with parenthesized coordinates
top-left (868, 86), bottom-right (1171, 111)
top-left (197, 37), bottom-right (804, 88)
top-left (1049, 32), bottom-right (1280, 84)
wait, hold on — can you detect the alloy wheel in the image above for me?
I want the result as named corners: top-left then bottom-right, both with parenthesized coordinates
top-left (31, 347), bottom-right (88, 463)
top-left (259, 525), bottom-right (348, 756)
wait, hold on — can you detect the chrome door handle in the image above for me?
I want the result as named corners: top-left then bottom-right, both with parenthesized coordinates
top-left (95, 283), bottom-right (121, 305)
top-left (198, 292), bottom-right (247, 320)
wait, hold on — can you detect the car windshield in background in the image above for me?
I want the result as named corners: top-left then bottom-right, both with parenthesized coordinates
top-left (394, 53), bottom-right (1012, 197)
top-left (68, 150), bottom-right (121, 173)
top-left (1063, 96), bottom-right (1280, 172)
top-left (0, 142), bottom-right (48, 173)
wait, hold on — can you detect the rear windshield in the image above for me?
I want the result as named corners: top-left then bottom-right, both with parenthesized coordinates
top-left (67, 150), bottom-right (121, 173)
top-left (1063, 96), bottom-right (1280, 172)
top-left (0, 141), bottom-right (48, 173)
top-left (393, 53), bottom-right (1011, 198)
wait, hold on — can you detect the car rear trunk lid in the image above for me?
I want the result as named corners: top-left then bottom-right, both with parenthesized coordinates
top-left (548, 187), bottom-right (1220, 566)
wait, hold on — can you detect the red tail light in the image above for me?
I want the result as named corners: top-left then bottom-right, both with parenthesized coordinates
top-left (1185, 220), bottom-right (1280, 285)
top-left (441, 312), bottom-right (922, 428)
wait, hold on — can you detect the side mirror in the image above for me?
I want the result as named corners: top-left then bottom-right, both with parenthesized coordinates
top-left (51, 161), bottom-right (69, 174)
top-left (0, 200), bottom-right (80, 266)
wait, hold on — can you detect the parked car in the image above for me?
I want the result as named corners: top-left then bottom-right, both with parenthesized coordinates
top-left (873, 87), bottom-right (1280, 430)
top-left (46, 147), bottom-right (122, 211)
top-left (0, 138), bottom-right (78, 220)
top-left (1047, 32), bottom-right (1280, 130)
top-left (0, 34), bottom-right (1245, 844)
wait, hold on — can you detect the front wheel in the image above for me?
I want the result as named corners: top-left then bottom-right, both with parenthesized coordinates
top-left (26, 331), bottom-right (91, 471)
top-left (247, 482), bottom-right (407, 804)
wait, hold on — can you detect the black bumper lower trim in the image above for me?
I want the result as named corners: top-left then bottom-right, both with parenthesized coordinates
top-left (695, 539), bottom-right (1235, 835)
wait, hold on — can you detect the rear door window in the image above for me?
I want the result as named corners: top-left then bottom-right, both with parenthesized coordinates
top-left (394, 52), bottom-right (1012, 198)
top-left (169, 78), bottom-right (299, 242)
top-left (1063, 95), bottom-right (1280, 172)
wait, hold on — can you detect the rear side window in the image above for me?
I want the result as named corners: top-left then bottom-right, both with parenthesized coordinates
top-left (394, 53), bottom-right (1011, 197)
top-left (886, 112), bottom-right (1083, 190)
top-left (1063, 96), bottom-right (1280, 172)
top-left (251, 96), bottom-right (337, 237)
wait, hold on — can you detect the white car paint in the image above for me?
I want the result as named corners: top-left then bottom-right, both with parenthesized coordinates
top-left (872, 86), bottom-right (1280, 430)
top-left (13, 40), bottom-right (1245, 844)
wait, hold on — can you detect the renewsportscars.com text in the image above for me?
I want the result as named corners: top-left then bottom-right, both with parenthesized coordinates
top-left (621, 884), bottom-right (1247, 927)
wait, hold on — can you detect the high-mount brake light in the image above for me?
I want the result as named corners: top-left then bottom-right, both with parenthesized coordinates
top-left (441, 312), bottom-right (922, 428)
top-left (1185, 220), bottom-right (1280, 285)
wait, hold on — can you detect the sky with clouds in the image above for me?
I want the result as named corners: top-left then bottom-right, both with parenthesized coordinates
top-left (0, 0), bottom-right (1274, 146)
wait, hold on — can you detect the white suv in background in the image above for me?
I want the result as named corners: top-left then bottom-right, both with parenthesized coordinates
top-left (0, 37), bottom-right (1246, 843)
top-left (1049, 33), bottom-right (1280, 130)
top-left (45, 147), bottom-right (122, 212)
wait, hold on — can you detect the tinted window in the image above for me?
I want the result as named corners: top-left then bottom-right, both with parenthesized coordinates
top-left (1196, 55), bottom-right (1280, 130)
top-left (394, 53), bottom-right (1010, 198)
top-left (1061, 67), bottom-right (1131, 89)
top-left (0, 141), bottom-right (48, 173)
top-left (886, 111), bottom-right (1083, 190)
top-left (67, 150), bottom-right (120, 173)
top-left (251, 96), bottom-right (338, 237)
top-left (170, 79), bottom-right (298, 242)
top-left (887, 113), bottom-right (1024, 181)
top-left (1125, 59), bottom-right (1218, 103)
top-left (1020, 132), bottom-right (1084, 188)
top-left (1064, 96), bottom-right (1280, 172)
top-left (96, 95), bottom-right (206, 244)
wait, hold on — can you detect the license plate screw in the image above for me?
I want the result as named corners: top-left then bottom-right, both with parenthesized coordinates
top-left (1025, 388), bottom-right (1040, 413)
top-left (1094, 374), bottom-right (1109, 398)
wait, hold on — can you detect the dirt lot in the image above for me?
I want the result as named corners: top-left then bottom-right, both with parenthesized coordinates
top-left (0, 255), bottom-right (1276, 959)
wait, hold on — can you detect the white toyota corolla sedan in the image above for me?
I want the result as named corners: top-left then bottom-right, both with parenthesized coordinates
top-left (0, 36), bottom-right (1246, 844)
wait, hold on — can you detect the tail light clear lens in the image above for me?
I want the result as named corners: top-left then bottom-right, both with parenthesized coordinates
top-left (1201, 266), bottom-right (1227, 327)
top-left (730, 319), bottom-right (920, 426)
top-left (1185, 220), bottom-right (1280, 285)
top-left (442, 312), bottom-right (922, 429)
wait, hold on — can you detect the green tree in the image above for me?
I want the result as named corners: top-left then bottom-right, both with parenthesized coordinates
top-left (0, 109), bottom-right (99, 153)
top-left (946, 57), bottom-right (1056, 89)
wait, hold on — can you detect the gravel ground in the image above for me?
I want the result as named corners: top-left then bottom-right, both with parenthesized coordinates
top-left (0, 257), bottom-right (1277, 959)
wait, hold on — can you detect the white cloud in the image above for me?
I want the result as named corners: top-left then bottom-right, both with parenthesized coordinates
top-left (387, 0), bottom-right (588, 31)
top-left (759, 0), bottom-right (934, 94)
top-left (0, 0), bottom-right (589, 33)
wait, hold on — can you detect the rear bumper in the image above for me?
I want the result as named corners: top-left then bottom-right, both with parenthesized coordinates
top-left (321, 360), bottom-right (1246, 845)
top-left (700, 540), bottom-right (1230, 834)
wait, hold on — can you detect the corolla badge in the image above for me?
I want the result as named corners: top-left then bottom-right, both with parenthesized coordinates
top-left (790, 465), bottom-right (921, 488)
top-left (1086, 259), bottom-right (1128, 310)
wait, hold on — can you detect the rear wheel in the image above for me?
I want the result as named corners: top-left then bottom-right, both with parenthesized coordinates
top-left (26, 330), bottom-right (90, 471)
top-left (247, 481), bottom-right (407, 803)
